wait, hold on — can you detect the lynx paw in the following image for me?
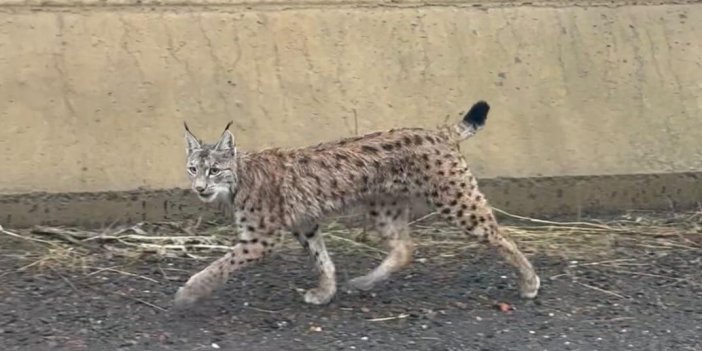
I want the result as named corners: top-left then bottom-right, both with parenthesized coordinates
top-left (304, 287), bottom-right (336, 305)
top-left (347, 275), bottom-right (378, 291)
top-left (519, 275), bottom-right (540, 299)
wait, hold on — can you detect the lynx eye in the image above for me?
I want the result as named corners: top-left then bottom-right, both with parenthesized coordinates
top-left (209, 167), bottom-right (221, 176)
top-left (187, 166), bottom-right (197, 174)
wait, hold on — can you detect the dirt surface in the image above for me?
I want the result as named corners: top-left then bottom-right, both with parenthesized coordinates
top-left (1, 221), bottom-right (701, 351)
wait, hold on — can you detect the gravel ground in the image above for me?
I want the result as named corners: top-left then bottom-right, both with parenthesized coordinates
top-left (1, 218), bottom-right (701, 351)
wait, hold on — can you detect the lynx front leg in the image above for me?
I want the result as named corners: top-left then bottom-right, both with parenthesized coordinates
top-left (293, 223), bottom-right (337, 305)
top-left (174, 229), bottom-right (282, 308)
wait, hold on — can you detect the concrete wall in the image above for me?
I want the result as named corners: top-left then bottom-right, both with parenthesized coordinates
top-left (0, 1), bottom-right (701, 196)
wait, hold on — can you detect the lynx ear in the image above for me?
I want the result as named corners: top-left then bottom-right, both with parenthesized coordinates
top-left (214, 121), bottom-right (235, 153)
top-left (184, 122), bottom-right (201, 154)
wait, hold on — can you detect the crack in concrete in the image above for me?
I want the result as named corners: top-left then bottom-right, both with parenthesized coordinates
top-left (554, 11), bottom-right (572, 98)
top-left (117, 14), bottom-right (146, 82)
top-left (53, 14), bottom-right (77, 121)
top-left (197, 14), bottom-right (233, 124)
top-left (163, 15), bottom-right (206, 118)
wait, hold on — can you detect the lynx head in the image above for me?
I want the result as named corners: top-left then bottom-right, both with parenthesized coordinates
top-left (183, 121), bottom-right (238, 203)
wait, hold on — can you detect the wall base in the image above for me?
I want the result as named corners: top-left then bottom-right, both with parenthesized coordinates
top-left (2, 172), bottom-right (699, 228)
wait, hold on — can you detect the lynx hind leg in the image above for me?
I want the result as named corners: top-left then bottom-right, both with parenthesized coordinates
top-left (429, 169), bottom-right (540, 299)
top-left (348, 199), bottom-right (413, 291)
top-left (293, 223), bottom-right (337, 305)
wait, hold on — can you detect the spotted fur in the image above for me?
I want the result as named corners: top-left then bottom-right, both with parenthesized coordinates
top-left (175, 101), bottom-right (540, 307)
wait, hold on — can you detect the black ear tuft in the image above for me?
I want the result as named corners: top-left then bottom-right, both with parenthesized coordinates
top-left (224, 121), bottom-right (233, 131)
top-left (184, 121), bottom-right (202, 152)
top-left (463, 100), bottom-right (490, 128)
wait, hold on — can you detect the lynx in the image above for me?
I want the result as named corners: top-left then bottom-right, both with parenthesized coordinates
top-left (175, 101), bottom-right (540, 307)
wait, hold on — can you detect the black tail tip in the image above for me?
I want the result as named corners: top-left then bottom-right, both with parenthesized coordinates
top-left (463, 100), bottom-right (490, 127)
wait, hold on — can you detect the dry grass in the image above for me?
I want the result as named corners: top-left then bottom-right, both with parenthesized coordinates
top-left (1, 209), bottom-right (701, 274)
top-left (373, 208), bottom-right (701, 259)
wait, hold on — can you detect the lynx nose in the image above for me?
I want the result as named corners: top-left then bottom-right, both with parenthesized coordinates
top-left (194, 185), bottom-right (206, 193)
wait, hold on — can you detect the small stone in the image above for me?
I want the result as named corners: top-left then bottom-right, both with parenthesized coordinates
top-left (496, 302), bottom-right (514, 313)
top-left (211, 343), bottom-right (220, 349)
